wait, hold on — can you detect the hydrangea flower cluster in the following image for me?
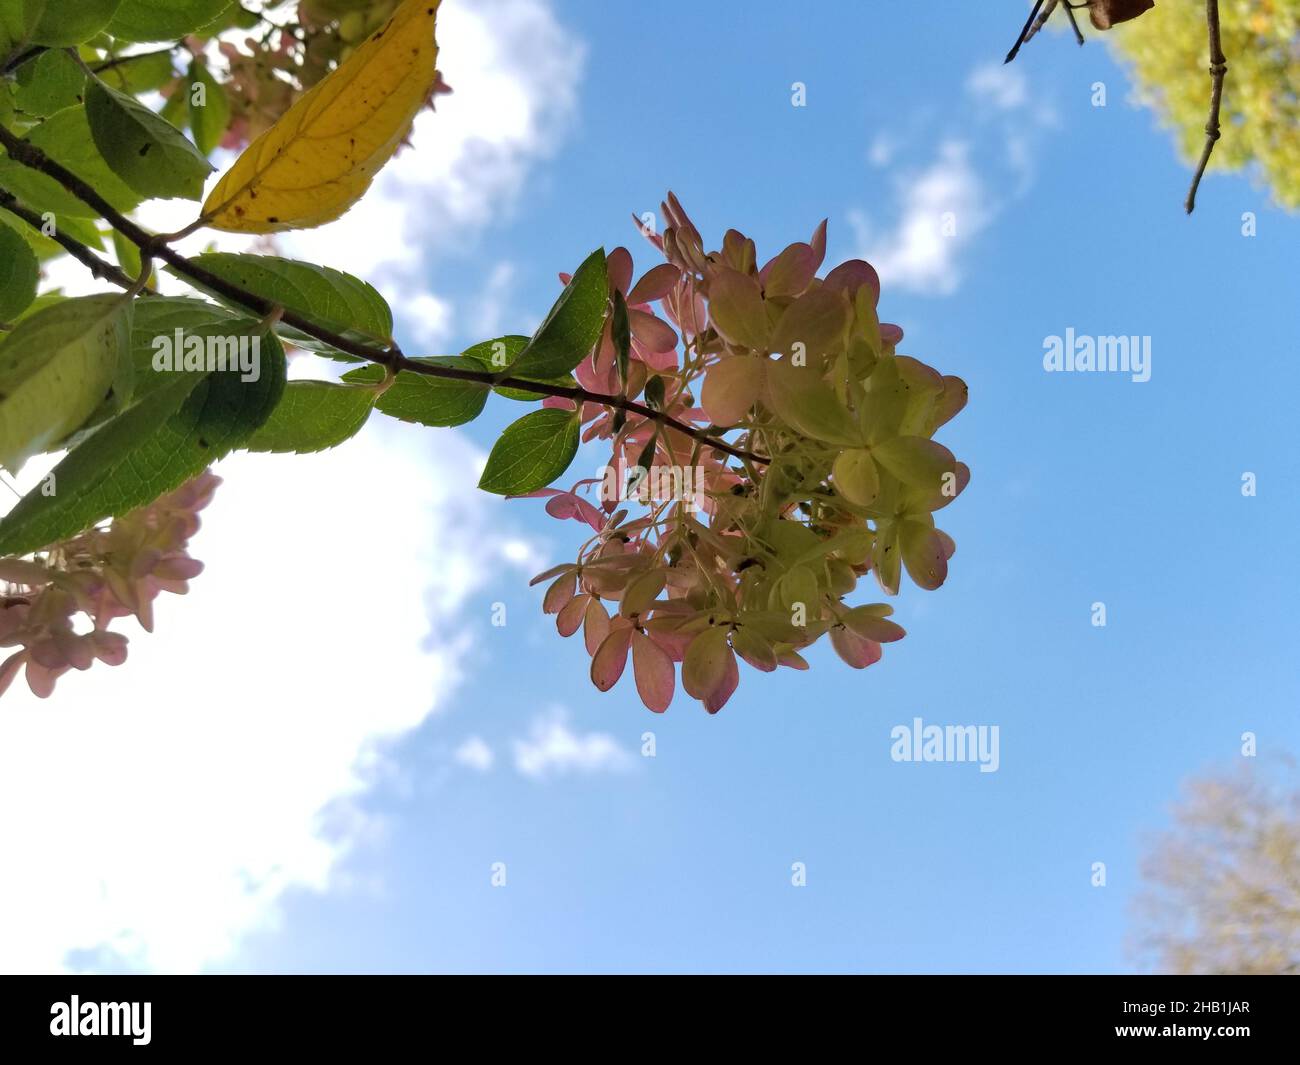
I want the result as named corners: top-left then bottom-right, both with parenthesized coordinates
top-left (531, 196), bottom-right (969, 714)
top-left (0, 473), bottom-right (219, 700)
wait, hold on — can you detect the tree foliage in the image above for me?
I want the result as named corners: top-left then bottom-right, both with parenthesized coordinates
top-left (1109, 0), bottom-right (1300, 208)
top-left (1133, 760), bottom-right (1300, 974)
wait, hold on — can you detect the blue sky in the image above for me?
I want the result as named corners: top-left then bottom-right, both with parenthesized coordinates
top-left (3, 0), bottom-right (1298, 975)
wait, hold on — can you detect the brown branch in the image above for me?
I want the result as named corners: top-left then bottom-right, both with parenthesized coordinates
top-left (1185, 0), bottom-right (1226, 214)
top-left (0, 126), bottom-right (769, 467)
top-left (0, 190), bottom-right (143, 292)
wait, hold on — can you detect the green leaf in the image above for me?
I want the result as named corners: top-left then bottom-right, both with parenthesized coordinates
top-left (460, 334), bottom-right (575, 401)
top-left (0, 324), bottom-right (285, 556)
top-left (245, 380), bottom-right (375, 454)
top-left (0, 104), bottom-right (143, 218)
top-left (0, 293), bottom-right (132, 472)
top-left (30, 0), bottom-right (119, 45)
top-left (65, 298), bottom-right (245, 447)
top-left (344, 356), bottom-right (489, 428)
top-left (508, 248), bottom-right (608, 379)
top-left (106, 0), bottom-right (230, 42)
top-left (85, 77), bottom-right (212, 201)
top-left (13, 48), bottom-right (85, 117)
top-left (0, 221), bottom-right (39, 321)
top-left (96, 49), bottom-right (176, 95)
top-left (181, 253), bottom-right (394, 358)
top-left (0, 0), bottom-right (43, 59)
top-left (478, 406), bottom-right (581, 496)
top-left (127, 296), bottom-right (239, 393)
top-left (187, 56), bottom-right (229, 155)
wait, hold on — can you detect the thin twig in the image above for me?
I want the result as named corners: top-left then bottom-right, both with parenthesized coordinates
top-left (1061, 2), bottom-right (1086, 46)
top-left (0, 190), bottom-right (143, 291)
top-left (1005, 0), bottom-right (1047, 63)
top-left (0, 128), bottom-right (770, 467)
top-left (1185, 0), bottom-right (1226, 214)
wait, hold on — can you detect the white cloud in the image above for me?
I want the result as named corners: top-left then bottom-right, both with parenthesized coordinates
top-left (454, 735), bottom-right (495, 772)
top-left (512, 708), bottom-right (633, 781)
top-left (0, 421), bottom-right (539, 973)
top-left (851, 140), bottom-right (988, 297)
top-left (966, 62), bottom-right (1028, 112)
top-left (852, 61), bottom-right (1057, 297)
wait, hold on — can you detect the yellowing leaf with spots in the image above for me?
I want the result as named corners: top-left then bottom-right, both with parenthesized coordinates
top-left (199, 0), bottom-right (440, 233)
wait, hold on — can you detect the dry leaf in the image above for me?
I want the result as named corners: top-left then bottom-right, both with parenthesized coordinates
top-left (1087, 0), bottom-right (1155, 31)
top-left (199, 0), bottom-right (440, 233)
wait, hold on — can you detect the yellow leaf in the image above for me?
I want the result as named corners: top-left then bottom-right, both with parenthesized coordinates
top-left (200, 0), bottom-right (440, 233)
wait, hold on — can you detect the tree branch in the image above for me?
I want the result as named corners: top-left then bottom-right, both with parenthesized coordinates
top-left (0, 125), bottom-right (769, 467)
top-left (0, 190), bottom-right (143, 292)
top-left (1185, 0), bottom-right (1226, 214)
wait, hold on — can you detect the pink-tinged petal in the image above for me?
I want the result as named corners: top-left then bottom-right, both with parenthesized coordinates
top-left (544, 492), bottom-right (605, 531)
top-left (0, 651), bottom-right (26, 698)
top-left (25, 659), bottom-right (68, 699)
top-left (91, 632), bottom-right (129, 667)
top-left (529, 562), bottom-right (575, 586)
top-left (542, 395), bottom-right (578, 411)
top-left (154, 557), bottom-right (204, 582)
top-left (760, 242), bottom-right (817, 298)
top-left (936, 529), bottom-right (956, 560)
top-left (930, 375), bottom-right (968, 432)
top-left (590, 623), bottom-right (633, 692)
top-left (823, 259), bottom-right (881, 303)
top-left (842, 607), bottom-right (906, 643)
top-left (701, 355), bottom-right (764, 427)
top-left (881, 323), bottom-right (904, 346)
top-left (29, 638), bottom-right (68, 670)
top-left (632, 341), bottom-right (679, 372)
top-left (808, 218), bottom-right (828, 274)
top-left (830, 625), bottom-right (883, 669)
top-left (632, 631), bottom-right (674, 712)
top-left (556, 593), bottom-right (589, 637)
top-left (607, 246), bottom-right (634, 296)
top-left (707, 267), bottom-right (769, 350)
top-left (770, 287), bottom-right (852, 362)
top-left (777, 648), bottom-right (810, 670)
top-left (663, 191), bottom-right (701, 245)
top-left (703, 647), bottom-right (740, 713)
top-left (633, 212), bottom-right (664, 250)
top-left (583, 598), bottom-right (612, 656)
top-left (629, 309), bottom-right (678, 354)
top-left (628, 263), bottom-right (681, 304)
top-left (54, 631), bottom-right (95, 671)
top-left (0, 559), bottom-right (53, 586)
top-left (543, 572), bottom-right (577, 615)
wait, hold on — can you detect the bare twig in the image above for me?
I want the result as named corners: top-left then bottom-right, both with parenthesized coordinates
top-left (1185, 0), bottom-right (1227, 214)
top-left (1061, 2), bottom-right (1087, 46)
top-left (1005, 0), bottom-right (1048, 63)
top-left (0, 128), bottom-right (770, 467)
